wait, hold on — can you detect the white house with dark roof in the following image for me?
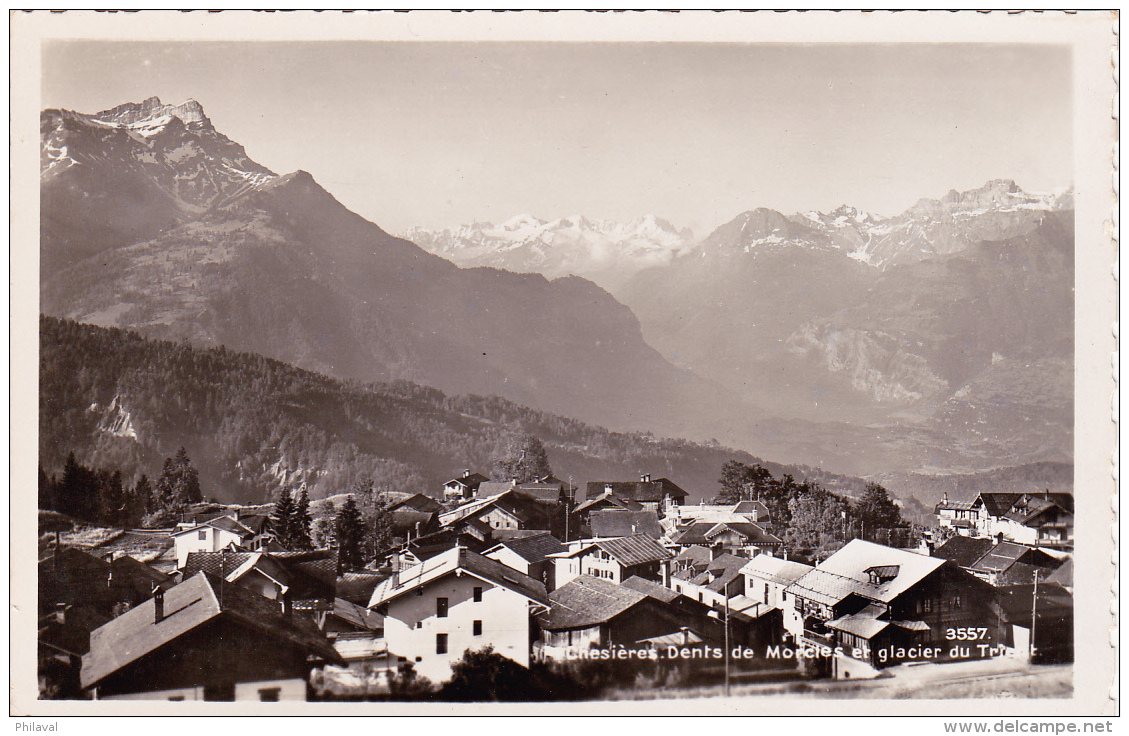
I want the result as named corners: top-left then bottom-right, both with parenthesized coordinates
top-left (172, 515), bottom-right (261, 568)
top-left (740, 554), bottom-right (814, 610)
top-left (484, 532), bottom-right (567, 591)
top-left (367, 546), bottom-right (548, 683)
top-left (551, 534), bottom-right (673, 588)
top-left (442, 471), bottom-right (490, 501)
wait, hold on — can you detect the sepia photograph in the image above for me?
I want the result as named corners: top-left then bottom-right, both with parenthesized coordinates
top-left (10, 9), bottom-right (1117, 718)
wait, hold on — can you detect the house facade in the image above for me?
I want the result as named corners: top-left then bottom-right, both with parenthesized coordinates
top-left (367, 546), bottom-right (548, 683)
top-left (783, 540), bottom-right (998, 679)
top-left (172, 516), bottom-right (259, 568)
top-left (442, 471), bottom-right (490, 501)
top-left (553, 534), bottom-right (673, 588)
top-left (741, 554), bottom-right (814, 611)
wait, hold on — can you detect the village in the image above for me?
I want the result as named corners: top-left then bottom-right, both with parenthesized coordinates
top-left (37, 458), bottom-right (1075, 702)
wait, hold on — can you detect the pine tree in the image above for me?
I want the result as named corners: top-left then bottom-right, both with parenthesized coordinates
top-left (271, 490), bottom-right (297, 549)
top-left (98, 469), bottom-right (126, 526)
top-left (292, 487), bottom-right (313, 550)
top-left (127, 475), bottom-right (153, 527)
top-left (154, 448), bottom-right (202, 513)
top-left (335, 495), bottom-right (366, 571)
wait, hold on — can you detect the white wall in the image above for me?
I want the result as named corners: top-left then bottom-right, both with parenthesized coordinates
top-left (384, 572), bottom-right (533, 684)
top-left (100, 677), bottom-right (306, 701)
top-left (485, 547), bottom-right (533, 576)
top-left (175, 527), bottom-right (246, 568)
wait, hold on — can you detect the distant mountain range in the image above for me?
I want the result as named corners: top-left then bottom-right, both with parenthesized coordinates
top-left (38, 97), bottom-right (1073, 482)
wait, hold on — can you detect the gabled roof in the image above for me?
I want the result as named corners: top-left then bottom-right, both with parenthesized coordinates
top-left (739, 555), bottom-right (814, 586)
top-left (996, 582), bottom-right (1074, 623)
top-left (485, 532), bottom-right (567, 565)
top-left (585, 478), bottom-right (688, 503)
top-left (543, 575), bottom-right (648, 630)
top-left (563, 534), bottom-right (673, 567)
top-left (935, 499), bottom-right (976, 512)
top-left (674, 545), bottom-right (713, 566)
top-left (388, 493), bottom-right (443, 514)
top-left (445, 473), bottom-right (490, 489)
top-left (439, 490), bottom-right (542, 527)
top-left (787, 540), bottom-right (946, 606)
top-left (932, 536), bottom-right (996, 568)
top-left (337, 571), bottom-right (388, 606)
top-left (672, 521), bottom-right (780, 547)
top-left (972, 492), bottom-right (1025, 518)
top-left (970, 542), bottom-right (1059, 574)
top-left (475, 481), bottom-right (518, 499)
top-left (620, 575), bottom-right (681, 604)
top-left (81, 572), bottom-right (342, 689)
top-left (368, 547), bottom-right (548, 608)
top-left (574, 492), bottom-right (643, 514)
top-left (171, 515), bottom-right (254, 538)
top-left (588, 510), bottom-right (663, 540)
top-left (182, 549), bottom-right (337, 602)
top-left (1004, 494), bottom-right (1075, 525)
top-left (1044, 558), bottom-right (1073, 588)
top-left (732, 500), bottom-right (770, 517)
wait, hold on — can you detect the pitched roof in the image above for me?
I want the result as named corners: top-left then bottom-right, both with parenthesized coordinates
top-left (475, 481), bottom-right (518, 499)
top-left (337, 571), bottom-right (388, 605)
top-left (38, 547), bottom-right (114, 614)
top-left (674, 545), bottom-right (713, 566)
top-left (171, 515), bottom-right (254, 538)
top-left (543, 575), bottom-right (648, 630)
top-left (574, 492), bottom-right (643, 514)
top-left (388, 493), bottom-right (443, 514)
top-left (330, 598), bottom-right (384, 631)
top-left (486, 533), bottom-right (567, 564)
top-left (932, 536), bottom-right (996, 568)
top-left (970, 542), bottom-right (1058, 574)
top-left (1004, 494), bottom-right (1075, 524)
top-left (182, 549), bottom-right (337, 602)
top-left (787, 540), bottom-right (946, 606)
top-left (588, 510), bottom-right (663, 540)
top-left (673, 521), bottom-right (780, 547)
top-left (732, 500), bottom-right (770, 517)
top-left (564, 534), bottom-right (673, 567)
top-left (446, 473), bottom-right (490, 489)
top-left (585, 478), bottom-right (687, 503)
top-left (620, 575), bottom-right (681, 604)
top-left (81, 572), bottom-right (342, 688)
top-left (739, 555), bottom-right (814, 586)
top-left (368, 547), bottom-right (548, 608)
top-left (1045, 558), bottom-right (1073, 588)
top-left (996, 582), bottom-right (1074, 623)
top-left (973, 492), bottom-right (1025, 517)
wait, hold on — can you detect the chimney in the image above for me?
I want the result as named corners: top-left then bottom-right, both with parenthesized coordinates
top-left (662, 560), bottom-right (671, 588)
top-left (942, 492), bottom-right (948, 503)
top-left (391, 554), bottom-right (401, 588)
top-left (463, 469), bottom-right (470, 479)
top-left (55, 603), bottom-right (66, 625)
top-left (641, 473), bottom-right (651, 483)
top-left (153, 586), bottom-right (165, 623)
top-left (281, 591), bottom-right (293, 616)
top-left (680, 627), bottom-right (690, 646)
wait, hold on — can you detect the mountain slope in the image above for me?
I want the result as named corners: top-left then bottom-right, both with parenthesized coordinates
top-left (39, 316), bottom-right (874, 505)
top-left (39, 98), bottom-right (741, 445)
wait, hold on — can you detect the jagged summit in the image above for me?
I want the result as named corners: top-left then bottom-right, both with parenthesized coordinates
top-left (92, 96), bottom-right (211, 128)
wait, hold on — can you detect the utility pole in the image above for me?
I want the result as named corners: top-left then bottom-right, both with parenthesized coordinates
top-left (724, 584), bottom-right (730, 697)
top-left (1029, 568), bottom-right (1040, 662)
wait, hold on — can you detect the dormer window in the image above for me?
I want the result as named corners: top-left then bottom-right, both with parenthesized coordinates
top-left (864, 565), bottom-right (900, 585)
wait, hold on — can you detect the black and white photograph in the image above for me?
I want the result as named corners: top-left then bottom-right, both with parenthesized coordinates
top-left (10, 10), bottom-right (1117, 718)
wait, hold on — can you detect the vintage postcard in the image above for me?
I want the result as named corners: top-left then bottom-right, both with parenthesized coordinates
top-left (9, 10), bottom-right (1117, 718)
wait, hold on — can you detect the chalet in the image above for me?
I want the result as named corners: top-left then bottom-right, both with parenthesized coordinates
top-left (998, 493), bottom-right (1074, 549)
top-left (80, 571), bottom-right (343, 700)
top-left (967, 492), bottom-right (1025, 540)
top-left (388, 508), bottom-right (440, 544)
top-left (322, 598), bottom-right (386, 672)
top-left (587, 509), bottom-right (664, 540)
top-left (367, 546), bottom-right (549, 683)
top-left (669, 552), bottom-right (748, 609)
top-left (479, 475), bottom-right (577, 507)
top-left (934, 494), bottom-right (978, 535)
top-left (172, 515), bottom-right (262, 568)
top-left (484, 532), bottom-right (567, 592)
top-left (552, 534), bottom-right (673, 588)
top-left (671, 520), bottom-right (783, 556)
top-left (388, 493), bottom-right (444, 515)
top-left (442, 471), bottom-right (490, 501)
top-left (574, 491), bottom-right (643, 525)
top-left (538, 575), bottom-right (707, 656)
top-left (438, 489), bottom-right (550, 534)
top-left (671, 545), bottom-right (713, 576)
top-left (409, 525), bottom-right (494, 560)
top-left (783, 540), bottom-right (998, 679)
top-left (740, 554), bottom-right (814, 611)
top-left (182, 549), bottom-right (338, 623)
top-left (583, 475), bottom-right (688, 516)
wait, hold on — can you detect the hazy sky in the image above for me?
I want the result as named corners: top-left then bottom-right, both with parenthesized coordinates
top-left (42, 41), bottom-right (1073, 235)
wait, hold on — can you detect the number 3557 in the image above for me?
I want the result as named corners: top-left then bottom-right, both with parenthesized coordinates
top-left (946, 627), bottom-right (988, 640)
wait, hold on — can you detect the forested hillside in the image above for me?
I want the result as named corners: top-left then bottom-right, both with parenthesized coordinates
top-left (40, 316), bottom-right (869, 505)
